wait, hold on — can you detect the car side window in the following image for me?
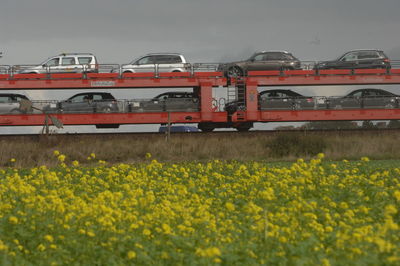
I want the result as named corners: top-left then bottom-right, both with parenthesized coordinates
top-left (341, 52), bottom-right (357, 62)
top-left (351, 91), bottom-right (363, 97)
top-left (136, 56), bottom-right (154, 65)
top-left (170, 56), bottom-right (182, 63)
top-left (0, 96), bottom-right (10, 103)
top-left (265, 53), bottom-right (285, 60)
top-left (78, 57), bottom-right (92, 64)
top-left (93, 95), bottom-right (103, 101)
top-left (358, 51), bottom-right (379, 59)
top-left (45, 58), bottom-right (60, 67)
top-left (61, 57), bottom-right (76, 66)
top-left (70, 95), bottom-right (86, 102)
top-left (253, 54), bottom-right (264, 61)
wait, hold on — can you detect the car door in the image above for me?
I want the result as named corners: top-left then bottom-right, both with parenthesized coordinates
top-left (263, 52), bottom-right (286, 70)
top-left (363, 90), bottom-right (393, 108)
top-left (341, 90), bottom-right (363, 108)
top-left (154, 55), bottom-right (182, 72)
top-left (246, 54), bottom-right (266, 71)
top-left (260, 91), bottom-right (293, 109)
top-left (0, 95), bottom-right (13, 113)
top-left (61, 94), bottom-right (94, 113)
top-left (356, 51), bottom-right (381, 69)
top-left (337, 52), bottom-right (359, 69)
top-left (43, 57), bottom-right (61, 73)
top-left (132, 56), bottom-right (157, 73)
top-left (59, 57), bottom-right (78, 73)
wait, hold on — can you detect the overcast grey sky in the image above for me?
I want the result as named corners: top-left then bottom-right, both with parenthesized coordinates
top-left (1, 0), bottom-right (400, 133)
top-left (2, 0), bottom-right (400, 64)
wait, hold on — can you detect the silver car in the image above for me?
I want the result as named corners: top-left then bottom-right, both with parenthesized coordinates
top-left (121, 53), bottom-right (189, 73)
top-left (0, 93), bottom-right (31, 114)
top-left (17, 53), bottom-right (99, 74)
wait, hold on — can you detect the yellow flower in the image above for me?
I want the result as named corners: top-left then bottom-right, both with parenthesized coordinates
top-left (90, 153), bottom-right (96, 159)
top-left (53, 150), bottom-right (60, 156)
top-left (225, 202), bottom-right (235, 211)
top-left (8, 216), bottom-right (18, 224)
top-left (37, 244), bottom-right (46, 252)
top-left (58, 154), bottom-right (66, 162)
top-left (127, 251), bottom-right (136, 259)
top-left (143, 229), bottom-right (151, 236)
top-left (394, 191), bottom-right (400, 201)
top-left (361, 157), bottom-right (370, 162)
top-left (145, 153), bottom-right (152, 159)
top-left (72, 160), bottom-right (79, 167)
top-left (10, 158), bottom-right (16, 163)
top-left (44, 235), bottom-right (54, 242)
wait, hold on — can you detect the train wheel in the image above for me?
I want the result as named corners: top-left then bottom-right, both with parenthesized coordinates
top-left (227, 66), bottom-right (243, 78)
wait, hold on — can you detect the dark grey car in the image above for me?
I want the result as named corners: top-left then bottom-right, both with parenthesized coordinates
top-left (219, 51), bottom-right (301, 77)
top-left (45, 92), bottom-right (119, 113)
top-left (328, 88), bottom-right (399, 109)
top-left (0, 93), bottom-right (31, 114)
top-left (129, 92), bottom-right (199, 112)
top-left (259, 89), bottom-right (315, 110)
top-left (225, 89), bottom-right (315, 113)
top-left (315, 50), bottom-right (391, 70)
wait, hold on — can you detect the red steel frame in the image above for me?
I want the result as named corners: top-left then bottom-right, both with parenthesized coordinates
top-left (2, 69), bottom-right (400, 127)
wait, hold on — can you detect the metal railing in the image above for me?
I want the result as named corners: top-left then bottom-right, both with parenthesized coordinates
top-left (0, 60), bottom-right (400, 78)
top-left (2, 95), bottom-right (400, 115)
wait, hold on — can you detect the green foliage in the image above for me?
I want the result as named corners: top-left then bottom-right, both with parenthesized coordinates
top-left (268, 134), bottom-right (327, 157)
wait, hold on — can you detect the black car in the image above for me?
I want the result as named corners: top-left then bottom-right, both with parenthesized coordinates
top-left (315, 49), bottom-right (391, 70)
top-left (44, 92), bottom-right (119, 113)
top-left (218, 51), bottom-right (301, 77)
top-left (225, 89), bottom-right (315, 113)
top-left (328, 88), bottom-right (399, 109)
top-left (129, 92), bottom-right (199, 112)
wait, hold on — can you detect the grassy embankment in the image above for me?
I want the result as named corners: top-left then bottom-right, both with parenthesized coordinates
top-left (1, 130), bottom-right (400, 168)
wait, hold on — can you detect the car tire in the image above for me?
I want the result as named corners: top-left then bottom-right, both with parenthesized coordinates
top-left (101, 107), bottom-right (113, 113)
top-left (172, 70), bottom-right (181, 72)
top-left (227, 66), bottom-right (243, 78)
top-left (236, 126), bottom-right (250, 132)
top-left (385, 103), bottom-right (395, 109)
top-left (10, 109), bottom-right (21, 114)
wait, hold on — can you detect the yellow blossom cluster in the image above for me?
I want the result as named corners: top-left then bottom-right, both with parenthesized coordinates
top-left (0, 153), bottom-right (399, 265)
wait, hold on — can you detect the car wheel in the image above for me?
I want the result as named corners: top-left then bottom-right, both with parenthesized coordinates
top-left (10, 109), bottom-right (21, 114)
top-left (292, 103), bottom-right (301, 110)
top-left (385, 103), bottom-right (395, 109)
top-left (172, 70), bottom-right (181, 72)
top-left (236, 126), bottom-right (250, 132)
top-left (227, 66), bottom-right (243, 78)
top-left (101, 107), bottom-right (113, 113)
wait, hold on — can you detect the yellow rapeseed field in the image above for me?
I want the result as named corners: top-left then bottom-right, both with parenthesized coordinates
top-left (0, 152), bottom-right (399, 265)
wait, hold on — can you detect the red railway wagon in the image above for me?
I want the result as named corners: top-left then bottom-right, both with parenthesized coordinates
top-left (2, 69), bottom-right (400, 131)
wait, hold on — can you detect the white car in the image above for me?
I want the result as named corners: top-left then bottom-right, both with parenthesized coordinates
top-left (0, 93), bottom-right (31, 114)
top-left (121, 53), bottom-right (189, 73)
top-left (18, 53), bottom-right (99, 74)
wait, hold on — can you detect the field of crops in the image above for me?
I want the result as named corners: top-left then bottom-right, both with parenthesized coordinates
top-left (0, 152), bottom-right (399, 265)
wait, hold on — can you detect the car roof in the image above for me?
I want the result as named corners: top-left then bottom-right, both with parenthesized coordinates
top-left (260, 89), bottom-right (303, 96)
top-left (257, 50), bottom-right (292, 54)
top-left (58, 53), bottom-right (95, 56)
top-left (343, 49), bottom-right (384, 53)
top-left (145, 53), bottom-right (183, 56)
top-left (0, 93), bottom-right (28, 97)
